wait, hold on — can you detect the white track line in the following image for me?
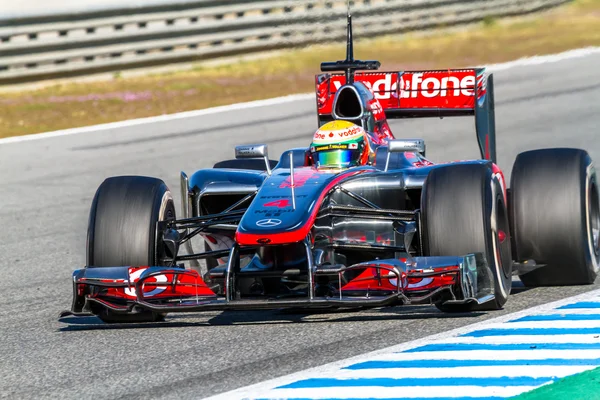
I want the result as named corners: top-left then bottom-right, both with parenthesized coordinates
top-left (360, 349), bottom-right (600, 361)
top-left (261, 386), bottom-right (537, 399)
top-left (2, 46), bottom-right (599, 146)
top-left (438, 335), bottom-right (600, 345)
top-left (536, 309), bottom-right (600, 315)
top-left (325, 365), bottom-right (591, 379)
top-left (471, 320), bottom-right (600, 328)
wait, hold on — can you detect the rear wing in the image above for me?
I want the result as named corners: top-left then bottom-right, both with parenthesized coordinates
top-left (315, 69), bottom-right (496, 163)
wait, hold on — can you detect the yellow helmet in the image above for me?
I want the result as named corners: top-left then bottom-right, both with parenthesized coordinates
top-left (310, 121), bottom-right (370, 169)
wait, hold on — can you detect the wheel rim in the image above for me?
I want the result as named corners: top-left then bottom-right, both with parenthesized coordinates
top-left (494, 197), bottom-right (512, 279)
top-left (156, 191), bottom-right (176, 266)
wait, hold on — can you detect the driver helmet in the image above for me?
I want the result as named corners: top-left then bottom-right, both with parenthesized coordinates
top-left (310, 121), bottom-right (370, 169)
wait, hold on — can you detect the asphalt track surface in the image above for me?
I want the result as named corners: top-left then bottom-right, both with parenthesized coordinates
top-left (0, 52), bottom-right (599, 400)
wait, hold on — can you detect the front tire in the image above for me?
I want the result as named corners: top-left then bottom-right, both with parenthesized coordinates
top-left (422, 163), bottom-right (513, 312)
top-left (511, 148), bottom-right (599, 286)
top-left (87, 176), bottom-right (176, 323)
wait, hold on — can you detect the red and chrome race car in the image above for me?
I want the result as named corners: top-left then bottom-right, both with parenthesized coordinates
top-left (61, 16), bottom-right (599, 323)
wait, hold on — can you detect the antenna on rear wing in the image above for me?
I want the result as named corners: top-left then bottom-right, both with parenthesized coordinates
top-left (346, 0), bottom-right (353, 63)
top-left (320, 7), bottom-right (380, 84)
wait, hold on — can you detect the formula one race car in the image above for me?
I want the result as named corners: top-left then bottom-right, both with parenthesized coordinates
top-left (61, 16), bottom-right (599, 323)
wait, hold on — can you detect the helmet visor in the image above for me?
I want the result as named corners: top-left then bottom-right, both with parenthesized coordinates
top-left (313, 148), bottom-right (362, 168)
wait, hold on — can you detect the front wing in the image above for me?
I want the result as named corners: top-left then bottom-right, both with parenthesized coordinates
top-left (61, 251), bottom-right (494, 319)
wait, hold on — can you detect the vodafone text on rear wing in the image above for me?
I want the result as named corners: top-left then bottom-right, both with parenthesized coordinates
top-left (315, 69), bottom-right (497, 163)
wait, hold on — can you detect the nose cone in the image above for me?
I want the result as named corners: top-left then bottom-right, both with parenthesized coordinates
top-left (236, 167), bottom-right (327, 245)
top-left (235, 167), bottom-right (374, 246)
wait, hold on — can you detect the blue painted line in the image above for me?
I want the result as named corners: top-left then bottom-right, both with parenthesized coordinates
top-left (276, 376), bottom-right (554, 389)
top-left (345, 358), bottom-right (600, 369)
top-left (403, 342), bottom-right (600, 352)
top-left (258, 397), bottom-right (509, 400)
top-left (462, 328), bottom-right (600, 337)
top-left (558, 302), bottom-right (600, 309)
top-left (512, 314), bottom-right (600, 322)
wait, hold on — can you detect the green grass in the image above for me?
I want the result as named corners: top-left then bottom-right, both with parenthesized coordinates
top-left (1, 0), bottom-right (599, 138)
top-left (511, 366), bottom-right (600, 399)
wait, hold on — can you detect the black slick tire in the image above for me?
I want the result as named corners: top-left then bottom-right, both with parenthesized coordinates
top-left (511, 148), bottom-right (599, 286)
top-left (87, 176), bottom-right (176, 323)
top-left (422, 163), bottom-right (513, 312)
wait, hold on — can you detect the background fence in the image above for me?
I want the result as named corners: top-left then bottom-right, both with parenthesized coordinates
top-left (0, 0), bottom-right (570, 84)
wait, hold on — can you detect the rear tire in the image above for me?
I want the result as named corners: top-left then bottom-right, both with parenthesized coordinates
top-left (422, 163), bottom-right (513, 312)
top-left (87, 176), bottom-right (176, 323)
top-left (511, 148), bottom-right (599, 286)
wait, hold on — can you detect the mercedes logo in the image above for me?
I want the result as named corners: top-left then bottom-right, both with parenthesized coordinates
top-left (256, 218), bottom-right (282, 227)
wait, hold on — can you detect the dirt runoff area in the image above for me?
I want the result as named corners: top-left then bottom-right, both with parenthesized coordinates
top-left (1, 0), bottom-right (599, 139)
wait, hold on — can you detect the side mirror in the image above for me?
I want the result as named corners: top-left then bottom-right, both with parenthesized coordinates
top-left (388, 139), bottom-right (426, 155)
top-left (234, 144), bottom-right (271, 175)
top-left (385, 139), bottom-right (426, 171)
top-left (235, 144), bottom-right (268, 159)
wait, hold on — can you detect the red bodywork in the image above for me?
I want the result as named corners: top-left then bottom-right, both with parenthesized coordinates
top-left (341, 264), bottom-right (460, 293)
top-left (316, 70), bottom-right (482, 114)
top-left (235, 168), bottom-right (374, 246)
top-left (81, 267), bottom-right (215, 304)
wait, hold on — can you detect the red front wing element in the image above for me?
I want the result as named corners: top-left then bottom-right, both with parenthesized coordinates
top-left (76, 266), bottom-right (216, 305)
top-left (341, 264), bottom-right (460, 293)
